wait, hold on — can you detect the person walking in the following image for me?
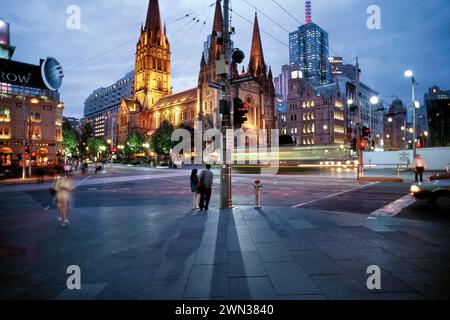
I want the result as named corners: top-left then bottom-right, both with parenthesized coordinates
top-left (199, 164), bottom-right (214, 211)
top-left (413, 154), bottom-right (428, 183)
top-left (190, 169), bottom-right (200, 209)
top-left (53, 176), bottom-right (74, 227)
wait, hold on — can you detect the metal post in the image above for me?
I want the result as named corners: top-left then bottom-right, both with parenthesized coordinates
top-left (28, 101), bottom-right (32, 179)
top-left (355, 58), bottom-right (363, 179)
top-left (21, 92), bottom-right (26, 179)
top-left (111, 114), bottom-right (115, 172)
top-left (412, 77), bottom-right (417, 160)
top-left (220, 0), bottom-right (233, 209)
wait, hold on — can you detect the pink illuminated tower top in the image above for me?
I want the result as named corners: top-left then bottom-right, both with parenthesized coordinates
top-left (305, 1), bottom-right (312, 24)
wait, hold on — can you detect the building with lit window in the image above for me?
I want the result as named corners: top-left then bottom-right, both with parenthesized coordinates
top-left (284, 77), bottom-right (345, 146)
top-left (329, 56), bottom-right (343, 76)
top-left (83, 70), bottom-right (134, 139)
top-left (0, 21), bottom-right (64, 176)
top-left (274, 65), bottom-right (291, 132)
top-left (425, 86), bottom-right (450, 147)
top-left (289, 2), bottom-right (330, 86)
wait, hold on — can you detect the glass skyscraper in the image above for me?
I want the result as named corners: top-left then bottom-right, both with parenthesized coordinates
top-left (289, 22), bottom-right (330, 86)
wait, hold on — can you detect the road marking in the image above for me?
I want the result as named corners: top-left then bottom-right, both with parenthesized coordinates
top-left (291, 182), bottom-right (379, 208)
top-left (76, 176), bottom-right (91, 188)
top-left (368, 194), bottom-right (415, 218)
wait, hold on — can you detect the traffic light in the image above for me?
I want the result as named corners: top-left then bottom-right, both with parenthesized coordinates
top-left (362, 126), bottom-right (371, 139)
top-left (358, 141), bottom-right (367, 150)
top-left (24, 144), bottom-right (30, 154)
top-left (233, 97), bottom-right (248, 129)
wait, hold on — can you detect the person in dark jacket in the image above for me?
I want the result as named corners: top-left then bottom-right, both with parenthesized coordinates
top-left (190, 169), bottom-right (199, 209)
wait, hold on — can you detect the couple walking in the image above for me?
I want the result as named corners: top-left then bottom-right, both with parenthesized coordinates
top-left (190, 164), bottom-right (213, 211)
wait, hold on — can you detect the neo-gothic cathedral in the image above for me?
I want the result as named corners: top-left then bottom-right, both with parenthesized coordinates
top-left (117, 0), bottom-right (276, 144)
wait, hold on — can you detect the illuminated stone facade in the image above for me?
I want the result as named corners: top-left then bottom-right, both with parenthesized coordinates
top-left (117, 0), bottom-right (276, 144)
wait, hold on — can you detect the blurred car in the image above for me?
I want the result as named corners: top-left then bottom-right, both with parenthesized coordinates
top-left (428, 172), bottom-right (450, 182)
top-left (410, 180), bottom-right (450, 209)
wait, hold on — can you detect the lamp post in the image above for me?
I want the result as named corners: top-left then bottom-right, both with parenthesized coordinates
top-left (369, 96), bottom-right (380, 151)
top-left (404, 70), bottom-right (419, 160)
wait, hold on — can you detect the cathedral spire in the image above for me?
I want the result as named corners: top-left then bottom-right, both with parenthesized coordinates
top-left (145, 0), bottom-right (163, 34)
top-left (248, 13), bottom-right (266, 78)
top-left (212, 0), bottom-right (223, 34)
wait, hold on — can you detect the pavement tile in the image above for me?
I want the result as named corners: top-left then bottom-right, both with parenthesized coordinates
top-left (311, 275), bottom-right (375, 300)
top-left (297, 229), bottom-right (336, 241)
top-left (256, 243), bottom-right (295, 262)
top-left (228, 252), bottom-right (267, 277)
top-left (166, 239), bottom-right (202, 256)
top-left (264, 262), bottom-right (321, 295)
top-left (367, 239), bottom-right (429, 259)
top-left (184, 265), bottom-right (229, 298)
top-left (54, 283), bottom-right (108, 300)
top-left (279, 234), bottom-right (317, 251)
top-left (229, 277), bottom-right (277, 300)
top-left (227, 238), bottom-right (257, 252)
top-left (405, 258), bottom-right (450, 281)
top-left (249, 229), bottom-right (280, 243)
top-left (194, 245), bottom-right (228, 265)
top-left (292, 250), bottom-right (346, 275)
top-left (313, 241), bottom-right (362, 260)
top-left (355, 248), bottom-right (423, 273)
top-left (152, 255), bottom-right (195, 280)
top-left (342, 226), bottom-right (386, 240)
top-left (286, 219), bottom-right (317, 230)
top-left (390, 272), bottom-right (449, 300)
top-left (139, 280), bottom-right (187, 300)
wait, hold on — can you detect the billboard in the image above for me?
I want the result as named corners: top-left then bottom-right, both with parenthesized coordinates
top-left (0, 19), bottom-right (10, 46)
top-left (0, 57), bottom-right (63, 91)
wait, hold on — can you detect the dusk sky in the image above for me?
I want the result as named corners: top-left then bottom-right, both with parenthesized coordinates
top-left (1, 0), bottom-right (449, 118)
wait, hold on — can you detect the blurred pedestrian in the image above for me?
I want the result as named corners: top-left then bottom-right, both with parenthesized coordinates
top-left (199, 164), bottom-right (214, 211)
top-left (53, 176), bottom-right (74, 227)
top-left (413, 154), bottom-right (428, 183)
top-left (190, 169), bottom-right (199, 209)
top-left (64, 163), bottom-right (72, 177)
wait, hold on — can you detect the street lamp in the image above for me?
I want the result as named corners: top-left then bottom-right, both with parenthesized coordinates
top-left (388, 117), bottom-right (393, 123)
top-left (404, 69), bottom-right (418, 159)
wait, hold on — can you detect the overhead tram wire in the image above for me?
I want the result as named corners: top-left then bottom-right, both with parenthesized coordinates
top-left (230, 8), bottom-right (289, 48)
top-left (242, 0), bottom-right (291, 33)
top-left (167, 2), bottom-right (216, 25)
top-left (64, 5), bottom-right (215, 73)
top-left (173, 6), bottom-right (213, 81)
top-left (271, 0), bottom-right (303, 26)
top-left (169, 5), bottom-right (212, 40)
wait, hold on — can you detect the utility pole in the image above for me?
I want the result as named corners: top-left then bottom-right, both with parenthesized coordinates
top-left (21, 93), bottom-right (27, 179)
top-left (220, 0), bottom-right (233, 209)
top-left (355, 57), bottom-right (363, 179)
top-left (411, 76), bottom-right (417, 160)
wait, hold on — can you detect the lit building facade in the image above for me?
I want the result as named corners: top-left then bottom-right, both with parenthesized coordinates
top-left (0, 22), bottom-right (64, 174)
top-left (384, 98), bottom-right (407, 150)
top-left (84, 70), bottom-right (134, 139)
top-left (289, 7), bottom-right (330, 87)
top-left (425, 86), bottom-right (450, 147)
top-left (283, 77), bottom-right (346, 146)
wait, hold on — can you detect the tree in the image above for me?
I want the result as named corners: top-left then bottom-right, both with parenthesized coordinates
top-left (63, 126), bottom-right (80, 158)
top-left (151, 120), bottom-right (175, 157)
top-left (79, 122), bottom-right (95, 159)
top-left (87, 137), bottom-right (106, 159)
top-left (124, 131), bottom-right (145, 157)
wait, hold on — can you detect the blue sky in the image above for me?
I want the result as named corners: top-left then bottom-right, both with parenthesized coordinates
top-left (1, 0), bottom-right (449, 118)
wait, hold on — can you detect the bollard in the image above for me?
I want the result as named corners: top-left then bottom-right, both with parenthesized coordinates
top-left (254, 179), bottom-right (263, 209)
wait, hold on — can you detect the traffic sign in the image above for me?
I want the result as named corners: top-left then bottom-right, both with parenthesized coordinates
top-left (231, 75), bottom-right (254, 85)
top-left (208, 81), bottom-right (223, 90)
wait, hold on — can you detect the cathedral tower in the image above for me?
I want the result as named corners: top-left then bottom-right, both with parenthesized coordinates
top-left (134, 0), bottom-right (171, 108)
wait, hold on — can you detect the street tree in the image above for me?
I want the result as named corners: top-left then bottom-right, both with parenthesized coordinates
top-left (151, 120), bottom-right (175, 158)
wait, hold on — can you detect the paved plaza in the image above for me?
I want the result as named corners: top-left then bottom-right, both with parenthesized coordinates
top-left (0, 167), bottom-right (449, 300)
